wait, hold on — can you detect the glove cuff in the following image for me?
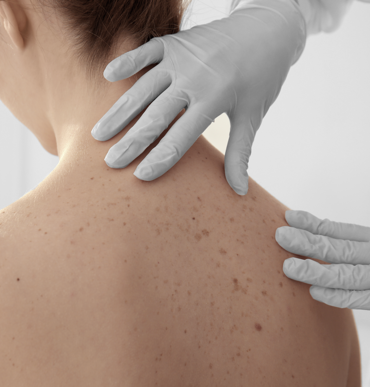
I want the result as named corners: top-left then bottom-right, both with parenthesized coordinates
top-left (229, 0), bottom-right (307, 65)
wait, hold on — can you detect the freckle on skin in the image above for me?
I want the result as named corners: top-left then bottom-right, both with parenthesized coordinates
top-left (79, 227), bottom-right (84, 232)
top-left (17, 278), bottom-right (20, 281)
top-left (219, 248), bottom-right (227, 255)
top-left (279, 282), bottom-right (283, 287)
top-left (194, 233), bottom-right (202, 241)
top-left (262, 290), bottom-right (267, 296)
top-left (255, 323), bottom-right (262, 331)
top-left (202, 229), bottom-right (209, 236)
top-left (247, 278), bottom-right (253, 283)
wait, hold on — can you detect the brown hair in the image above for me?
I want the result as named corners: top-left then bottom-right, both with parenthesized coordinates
top-left (24, 0), bottom-right (192, 82)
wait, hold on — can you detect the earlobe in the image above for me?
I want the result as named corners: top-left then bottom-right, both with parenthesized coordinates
top-left (0, 2), bottom-right (25, 50)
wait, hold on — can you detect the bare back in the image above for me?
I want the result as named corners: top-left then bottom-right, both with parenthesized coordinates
top-left (0, 134), bottom-right (360, 386)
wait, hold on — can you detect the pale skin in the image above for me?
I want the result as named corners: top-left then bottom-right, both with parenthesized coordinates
top-left (0, 0), bottom-right (361, 385)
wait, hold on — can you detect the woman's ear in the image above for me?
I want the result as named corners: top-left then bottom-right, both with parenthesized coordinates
top-left (0, 1), bottom-right (27, 50)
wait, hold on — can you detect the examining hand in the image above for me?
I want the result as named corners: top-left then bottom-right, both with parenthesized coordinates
top-left (91, 0), bottom-right (306, 196)
top-left (276, 210), bottom-right (370, 310)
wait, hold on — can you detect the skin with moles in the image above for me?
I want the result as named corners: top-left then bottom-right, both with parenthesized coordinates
top-left (0, 0), bottom-right (360, 386)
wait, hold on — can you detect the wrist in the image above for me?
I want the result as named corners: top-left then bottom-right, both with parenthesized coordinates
top-left (229, 0), bottom-right (307, 65)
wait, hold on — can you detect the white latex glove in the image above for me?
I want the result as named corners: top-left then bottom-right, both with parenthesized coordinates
top-left (276, 210), bottom-right (370, 310)
top-left (91, 0), bottom-right (306, 196)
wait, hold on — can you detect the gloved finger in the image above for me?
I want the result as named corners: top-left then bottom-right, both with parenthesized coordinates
top-left (92, 67), bottom-right (172, 141)
top-left (224, 110), bottom-right (258, 196)
top-left (309, 286), bottom-right (370, 310)
top-left (284, 210), bottom-right (370, 242)
top-left (104, 37), bottom-right (165, 82)
top-left (276, 227), bottom-right (370, 264)
top-left (133, 103), bottom-right (215, 181)
top-left (283, 258), bottom-right (370, 290)
top-left (104, 88), bottom-right (188, 168)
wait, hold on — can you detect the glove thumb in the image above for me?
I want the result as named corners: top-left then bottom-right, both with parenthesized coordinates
top-left (225, 108), bottom-right (260, 196)
top-left (103, 37), bottom-right (165, 82)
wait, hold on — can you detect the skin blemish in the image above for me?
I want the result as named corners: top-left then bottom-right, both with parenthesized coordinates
top-left (184, 330), bottom-right (187, 334)
top-left (219, 248), bottom-right (227, 255)
top-left (192, 217), bottom-right (195, 220)
top-left (255, 323), bottom-right (262, 331)
top-left (197, 196), bottom-right (202, 202)
top-left (262, 290), bottom-right (267, 296)
top-left (187, 290), bottom-right (191, 296)
top-left (233, 278), bottom-right (240, 292)
top-left (292, 292), bottom-right (296, 297)
top-left (209, 363), bottom-right (213, 369)
top-left (38, 229), bottom-right (41, 232)
top-left (246, 278), bottom-right (253, 283)
top-left (44, 232), bottom-right (47, 235)
top-left (90, 177), bottom-right (94, 180)
top-left (194, 233), bottom-right (202, 241)
top-left (124, 196), bottom-right (131, 201)
top-left (202, 229), bottom-right (209, 236)
top-left (79, 227), bottom-right (84, 232)
top-left (279, 282), bottom-right (283, 287)
top-left (232, 278), bottom-right (248, 294)
top-left (17, 278), bottom-right (20, 281)
top-left (230, 217), bottom-right (234, 222)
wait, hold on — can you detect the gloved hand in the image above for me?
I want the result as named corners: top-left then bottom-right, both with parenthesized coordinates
top-left (91, 0), bottom-right (306, 196)
top-left (276, 210), bottom-right (370, 310)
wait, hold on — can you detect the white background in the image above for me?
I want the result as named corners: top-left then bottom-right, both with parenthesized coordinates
top-left (0, 0), bottom-right (369, 384)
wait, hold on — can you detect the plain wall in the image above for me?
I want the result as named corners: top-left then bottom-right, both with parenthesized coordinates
top-left (0, 0), bottom-right (369, 384)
